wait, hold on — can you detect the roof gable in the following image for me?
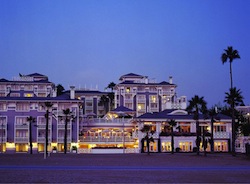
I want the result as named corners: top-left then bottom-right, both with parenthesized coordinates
top-left (112, 105), bottom-right (135, 112)
top-left (119, 73), bottom-right (144, 80)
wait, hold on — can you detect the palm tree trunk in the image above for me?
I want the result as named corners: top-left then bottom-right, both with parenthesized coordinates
top-left (45, 110), bottom-right (49, 158)
top-left (64, 117), bottom-right (68, 154)
top-left (232, 102), bottom-right (236, 156)
top-left (196, 120), bottom-right (200, 155)
top-left (202, 127), bottom-right (206, 157)
top-left (29, 122), bottom-right (33, 154)
top-left (146, 132), bottom-right (150, 155)
top-left (230, 62), bottom-right (233, 89)
top-left (211, 117), bottom-right (214, 153)
top-left (171, 127), bottom-right (174, 154)
top-left (230, 62), bottom-right (236, 156)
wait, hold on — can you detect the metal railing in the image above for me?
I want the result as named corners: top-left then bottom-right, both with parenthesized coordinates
top-left (214, 132), bottom-right (230, 139)
top-left (14, 137), bottom-right (29, 142)
top-left (79, 136), bottom-right (134, 142)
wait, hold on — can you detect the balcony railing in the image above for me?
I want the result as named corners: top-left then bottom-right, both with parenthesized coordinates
top-left (57, 137), bottom-right (71, 143)
top-left (137, 99), bottom-right (146, 103)
top-left (82, 118), bottom-right (132, 124)
top-left (214, 132), bottom-right (230, 139)
top-left (58, 124), bottom-right (71, 129)
top-left (15, 137), bottom-right (29, 143)
top-left (37, 137), bottom-right (52, 143)
top-left (80, 136), bottom-right (134, 143)
top-left (15, 124), bottom-right (29, 129)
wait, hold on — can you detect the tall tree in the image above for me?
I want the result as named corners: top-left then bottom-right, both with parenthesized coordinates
top-left (26, 116), bottom-right (36, 154)
top-left (207, 106), bottom-right (218, 153)
top-left (224, 87), bottom-right (244, 156)
top-left (222, 46), bottom-right (241, 156)
top-left (59, 108), bottom-right (75, 154)
top-left (44, 102), bottom-right (53, 158)
top-left (168, 119), bottom-right (177, 154)
top-left (141, 125), bottom-right (155, 155)
top-left (99, 95), bottom-right (110, 114)
top-left (106, 82), bottom-right (116, 92)
top-left (221, 46), bottom-right (240, 89)
top-left (107, 92), bottom-right (115, 110)
top-left (186, 95), bottom-right (207, 155)
top-left (56, 84), bottom-right (65, 96)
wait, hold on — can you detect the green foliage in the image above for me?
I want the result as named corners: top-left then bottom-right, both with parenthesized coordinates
top-left (221, 46), bottom-right (240, 64)
top-left (141, 125), bottom-right (155, 155)
top-left (186, 95), bottom-right (207, 155)
top-left (56, 84), bottom-right (65, 96)
top-left (106, 82), bottom-right (116, 92)
top-left (224, 87), bottom-right (244, 107)
top-left (99, 95), bottom-right (110, 113)
top-left (240, 123), bottom-right (250, 136)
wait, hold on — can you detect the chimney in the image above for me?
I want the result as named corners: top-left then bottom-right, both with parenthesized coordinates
top-left (145, 76), bottom-right (149, 84)
top-left (70, 86), bottom-right (75, 99)
top-left (169, 76), bottom-right (173, 84)
top-left (53, 87), bottom-right (57, 97)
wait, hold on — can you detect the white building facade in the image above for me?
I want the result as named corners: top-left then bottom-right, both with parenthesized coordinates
top-left (114, 73), bottom-right (187, 117)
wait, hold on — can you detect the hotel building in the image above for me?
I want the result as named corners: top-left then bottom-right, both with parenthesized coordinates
top-left (0, 73), bottom-right (82, 153)
top-left (114, 73), bottom-right (187, 117)
top-left (0, 72), bottom-right (235, 154)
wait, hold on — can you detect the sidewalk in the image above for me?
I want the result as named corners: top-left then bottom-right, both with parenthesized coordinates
top-left (0, 153), bottom-right (249, 183)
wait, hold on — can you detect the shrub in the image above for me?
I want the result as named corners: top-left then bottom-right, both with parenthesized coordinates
top-left (175, 147), bottom-right (181, 152)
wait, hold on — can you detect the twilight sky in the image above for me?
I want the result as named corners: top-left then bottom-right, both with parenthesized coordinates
top-left (1, 0), bottom-right (250, 107)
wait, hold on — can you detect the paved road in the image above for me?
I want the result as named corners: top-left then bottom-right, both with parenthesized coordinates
top-left (0, 153), bottom-right (249, 183)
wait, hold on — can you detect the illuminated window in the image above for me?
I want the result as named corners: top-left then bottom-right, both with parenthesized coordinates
top-left (137, 103), bottom-right (145, 110)
top-left (214, 125), bottom-right (226, 132)
top-left (126, 87), bottom-right (130, 93)
top-left (151, 95), bottom-right (157, 103)
top-left (24, 93), bottom-right (33, 97)
top-left (162, 142), bottom-right (171, 152)
top-left (179, 142), bottom-right (192, 152)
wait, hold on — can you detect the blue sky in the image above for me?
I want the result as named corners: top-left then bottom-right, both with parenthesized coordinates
top-left (1, 0), bottom-right (250, 107)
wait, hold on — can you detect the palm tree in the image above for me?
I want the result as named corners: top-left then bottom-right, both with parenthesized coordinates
top-left (168, 119), bottom-right (177, 154)
top-left (141, 125), bottom-right (155, 155)
top-left (56, 84), bottom-right (65, 96)
top-left (107, 92), bottom-right (115, 110)
top-left (221, 46), bottom-right (240, 89)
top-left (26, 116), bottom-right (36, 154)
top-left (99, 95), bottom-right (110, 114)
top-left (224, 87), bottom-right (244, 156)
top-left (44, 102), bottom-right (53, 158)
top-left (186, 95), bottom-right (207, 155)
top-left (106, 82), bottom-right (116, 92)
top-left (60, 108), bottom-right (75, 154)
top-left (207, 106), bottom-right (219, 153)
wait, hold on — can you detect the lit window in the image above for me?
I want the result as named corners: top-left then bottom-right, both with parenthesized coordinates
top-left (24, 93), bottom-right (33, 97)
top-left (126, 88), bottom-right (130, 93)
top-left (151, 96), bottom-right (156, 103)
